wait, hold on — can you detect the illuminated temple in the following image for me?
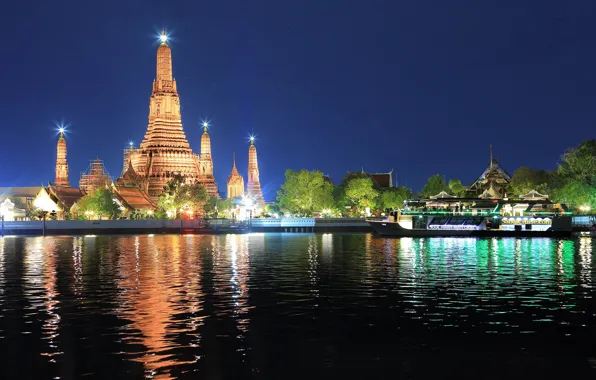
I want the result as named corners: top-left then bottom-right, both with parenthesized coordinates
top-left (246, 137), bottom-right (264, 204)
top-left (122, 30), bottom-right (218, 199)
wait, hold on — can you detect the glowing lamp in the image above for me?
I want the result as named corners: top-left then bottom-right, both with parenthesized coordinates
top-left (203, 121), bottom-right (209, 128)
top-left (58, 127), bottom-right (65, 134)
top-left (160, 30), bottom-right (168, 44)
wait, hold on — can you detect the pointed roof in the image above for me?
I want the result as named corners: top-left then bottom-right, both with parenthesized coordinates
top-left (116, 160), bottom-right (142, 187)
top-left (479, 189), bottom-right (496, 199)
top-left (430, 191), bottom-right (455, 199)
top-left (227, 153), bottom-right (244, 184)
top-left (48, 185), bottom-right (84, 209)
top-left (520, 190), bottom-right (549, 200)
top-left (112, 185), bottom-right (157, 211)
top-left (230, 152), bottom-right (240, 174)
top-left (468, 148), bottom-right (511, 197)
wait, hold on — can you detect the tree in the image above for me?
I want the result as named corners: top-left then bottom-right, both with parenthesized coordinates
top-left (76, 187), bottom-right (121, 219)
top-left (507, 167), bottom-right (552, 198)
top-left (379, 186), bottom-right (412, 211)
top-left (343, 177), bottom-right (378, 214)
top-left (421, 174), bottom-right (448, 198)
top-left (277, 169), bottom-right (334, 216)
top-left (550, 179), bottom-right (596, 210)
top-left (264, 203), bottom-right (280, 216)
top-left (204, 196), bottom-right (234, 218)
top-left (157, 175), bottom-right (209, 218)
top-left (448, 179), bottom-right (465, 197)
top-left (558, 140), bottom-right (596, 186)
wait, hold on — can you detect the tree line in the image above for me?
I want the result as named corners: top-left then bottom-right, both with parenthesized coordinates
top-left (276, 139), bottom-right (596, 216)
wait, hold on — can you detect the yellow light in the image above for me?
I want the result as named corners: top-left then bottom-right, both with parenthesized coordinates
top-left (147, 210), bottom-right (153, 215)
top-left (34, 192), bottom-right (58, 212)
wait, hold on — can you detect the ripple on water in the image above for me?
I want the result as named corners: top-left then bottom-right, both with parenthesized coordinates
top-left (0, 234), bottom-right (594, 378)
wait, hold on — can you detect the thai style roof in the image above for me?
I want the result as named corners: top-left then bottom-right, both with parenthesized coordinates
top-left (227, 154), bottom-right (244, 184)
top-left (430, 191), bottom-right (455, 199)
top-left (469, 158), bottom-right (511, 190)
top-left (113, 185), bottom-right (157, 211)
top-left (369, 172), bottom-right (393, 188)
top-left (520, 190), bottom-right (549, 200)
top-left (478, 189), bottom-right (496, 199)
top-left (347, 169), bottom-right (393, 188)
top-left (116, 161), bottom-right (143, 188)
top-left (48, 185), bottom-right (84, 209)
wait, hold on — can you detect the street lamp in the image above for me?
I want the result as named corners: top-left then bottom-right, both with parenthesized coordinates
top-left (579, 205), bottom-right (591, 214)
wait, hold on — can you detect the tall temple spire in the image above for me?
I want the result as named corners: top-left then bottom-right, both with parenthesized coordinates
top-left (200, 121), bottom-right (211, 157)
top-left (246, 137), bottom-right (264, 204)
top-left (55, 128), bottom-right (70, 187)
top-left (124, 30), bottom-right (218, 199)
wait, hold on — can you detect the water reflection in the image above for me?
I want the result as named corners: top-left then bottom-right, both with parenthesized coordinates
top-left (115, 235), bottom-right (202, 378)
top-left (0, 235), bottom-right (595, 378)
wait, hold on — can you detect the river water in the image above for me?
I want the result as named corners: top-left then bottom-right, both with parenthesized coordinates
top-left (0, 234), bottom-right (595, 379)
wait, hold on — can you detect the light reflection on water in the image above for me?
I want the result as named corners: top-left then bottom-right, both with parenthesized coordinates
top-left (0, 234), bottom-right (594, 378)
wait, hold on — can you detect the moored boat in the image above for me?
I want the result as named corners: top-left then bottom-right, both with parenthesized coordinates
top-left (368, 193), bottom-right (573, 238)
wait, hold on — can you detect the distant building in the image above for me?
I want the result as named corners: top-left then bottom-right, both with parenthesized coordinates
top-left (79, 158), bottom-right (112, 195)
top-left (112, 161), bottom-right (156, 213)
top-left (0, 186), bottom-right (39, 210)
top-left (345, 169), bottom-right (394, 188)
top-left (226, 153), bottom-right (244, 199)
top-left (32, 185), bottom-right (83, 219)
top-left (467, 146), bottom-right (511, 199)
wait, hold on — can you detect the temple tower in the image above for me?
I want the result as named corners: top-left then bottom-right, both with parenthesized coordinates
top-left (55, 129), bottom-right (70, 187)
top-left (196, 122), bottom-right (218, 196)
top-left (226, 153), bottom-right (244, 199)
top-left (246, 137), bottom-right (264, 204)
top-left (125, 30), bottom-right (218, 199)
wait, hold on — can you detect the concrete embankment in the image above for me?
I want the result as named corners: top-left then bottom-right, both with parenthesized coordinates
top-left (0, 218), bottom-right (372, 237)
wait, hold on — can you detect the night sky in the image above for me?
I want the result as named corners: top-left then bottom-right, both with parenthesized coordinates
top-left (2, 0), bottom-right (595, 201)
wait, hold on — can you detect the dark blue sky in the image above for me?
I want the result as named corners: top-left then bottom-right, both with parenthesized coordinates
top-left (2, 0), bottom-right (595, 200)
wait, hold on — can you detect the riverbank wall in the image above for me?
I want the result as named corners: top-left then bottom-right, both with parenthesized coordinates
top-left (0, 218), bottom-right (372, 236)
